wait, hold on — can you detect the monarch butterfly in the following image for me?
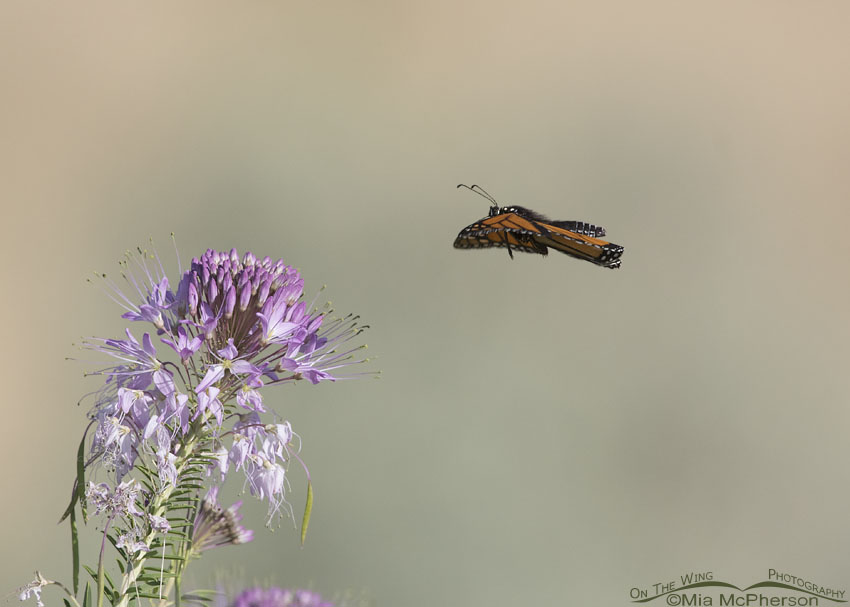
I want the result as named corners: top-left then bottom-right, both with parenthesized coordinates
top-left (453, 184), bottom-right (624, 269)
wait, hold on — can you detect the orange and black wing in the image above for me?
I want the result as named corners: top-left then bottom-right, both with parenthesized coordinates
top-left (532, 223), bottom-right (624, 268)
top-left (453, 212), bottom-right (548, 258)
top-left (454, 209), bottom-right (624, 268)
top-left (545, 220), bottom-right (606, 238)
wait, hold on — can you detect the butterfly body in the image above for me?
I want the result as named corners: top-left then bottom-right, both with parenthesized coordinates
top-left (453, 187), bottom-right (624, 268)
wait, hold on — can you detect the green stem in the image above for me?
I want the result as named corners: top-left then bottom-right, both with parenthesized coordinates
top-left (96, 556), bottom-right (105, 607)
top-left (48, 578), bottom-right (83, 607)
top-left (114, 415), bottom-right (209, 607)
top-left (97, 513), bottom-right (115, 607)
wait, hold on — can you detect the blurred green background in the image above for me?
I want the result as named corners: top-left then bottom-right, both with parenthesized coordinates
top-left (2, 1), bottom-right (849, 605)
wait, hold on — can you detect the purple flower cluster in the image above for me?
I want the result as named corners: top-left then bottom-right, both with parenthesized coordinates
top-left (192, 486), bottom-right (253, 552)
top-left (84, 479), bottom-right (158, 555)
top-left (230, 587), bottom-right (334, 607)
top-left (84, 247), bottom-right (367, 525)
top-left (17, 573), bottom-right (50, 607)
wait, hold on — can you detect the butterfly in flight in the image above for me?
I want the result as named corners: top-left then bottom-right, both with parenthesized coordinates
top-left (453, 184), bottom-right (624, 269)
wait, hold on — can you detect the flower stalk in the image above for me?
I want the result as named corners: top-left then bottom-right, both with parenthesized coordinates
top-left (22, 245), bottom-right (370, 606)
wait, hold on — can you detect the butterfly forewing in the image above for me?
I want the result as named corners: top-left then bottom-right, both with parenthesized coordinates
top-left (533, 228), bottom-right (624, 268)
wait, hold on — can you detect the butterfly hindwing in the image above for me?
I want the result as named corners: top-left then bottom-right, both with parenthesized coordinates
top-left (546, 220), bottom-right (606, 238)
top-left (453, 214), bottom-right (547, 258)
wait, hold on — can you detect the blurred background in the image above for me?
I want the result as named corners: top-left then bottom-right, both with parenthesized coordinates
top-left (2, 1), bottom-right (849, 605)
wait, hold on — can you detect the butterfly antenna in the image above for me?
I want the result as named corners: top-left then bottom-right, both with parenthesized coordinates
top-left (456, 183), bottom-right (499, 208)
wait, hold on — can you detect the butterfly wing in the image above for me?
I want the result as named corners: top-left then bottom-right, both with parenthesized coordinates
top-left (545, 220), bottom-right (606, 238)
top-left (453, 212), bottom-right (548, 257)
top-left (454, 206), bottom-right (624, 268)
top-left (497, 206), bottom-right (608, 238)
top-left (532, 225), bottom-right (624, 268)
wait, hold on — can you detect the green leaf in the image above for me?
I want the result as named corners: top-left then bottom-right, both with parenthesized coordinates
top-left (183, 588), bottom-right (217, 597)
top-left (136, 466), bottom-right (155, 481)
top-left (188, 459), bottom-right (216, 468)
top-left (185, 458), bottom-right (211, 467)
top-left (165, 517), bottom-right (193, 525)
top-left (164, 526), bottom-right (191, 534)
top-left (138, 575), bottom-right (174, 586)
top-left (181, 592), bottom-right (214, 604)
top-left (102, 569), bottom-right (116, 592)
top-left (156, 554), bottom-right (187, 561)
top-left (70, 503), bottom-right (80, 594)
top-left (167, 495), bottom-right (192, 504)
top-left (141, 566), bottom-right (165, 572)
top-left (83, 582), bottom-right (91, 607)
top-left (141, 567), bottom-right (178, 577)
top-left (76, 436), bottom-right (88, 517)
top-left (58, 433), bottom-right (88, 524)
top-left (301, 480), bottom-right (313, 546)
top-left (82, 565), bottom-right (97, 582)
top-left (168, 487), bottom-right (195, 503)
